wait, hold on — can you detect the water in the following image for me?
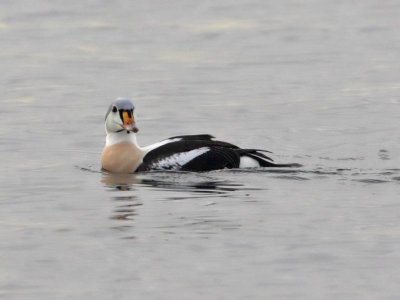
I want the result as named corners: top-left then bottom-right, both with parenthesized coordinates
top-left (1, 0), bottom-right (400, 299)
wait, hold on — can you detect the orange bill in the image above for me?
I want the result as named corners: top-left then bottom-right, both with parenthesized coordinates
top-left (122, 111), bottom-right (134, 128)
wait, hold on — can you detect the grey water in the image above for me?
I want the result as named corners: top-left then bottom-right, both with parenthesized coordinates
top-left (1, 0), bottom-right (400, 299)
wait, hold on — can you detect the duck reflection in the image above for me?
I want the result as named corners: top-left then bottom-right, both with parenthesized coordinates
top-left (101, 172), bottom-right (140, 190)
top-left (102, 171), bottom-right (249, 194)
top-left (101, 171), bottom-right (248, 221)
top-left (109, 195), bottom-right (141, 221)
top-left (100, 171), bottom-right (260, 239)
top-left (139, 178), bottom-right (245, 194)
top-left (102, 173), bottom-right (142, 238)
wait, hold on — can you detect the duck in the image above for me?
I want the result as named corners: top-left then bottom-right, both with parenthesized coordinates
top-left (101, 98), bottom-right (298, 173)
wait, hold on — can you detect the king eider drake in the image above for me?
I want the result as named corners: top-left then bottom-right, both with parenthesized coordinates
top-left (101, 98), bottom-right (298, 173)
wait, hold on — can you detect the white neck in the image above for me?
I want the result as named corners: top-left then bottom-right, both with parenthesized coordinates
top-left (105, 131), bottom-right (140, 147)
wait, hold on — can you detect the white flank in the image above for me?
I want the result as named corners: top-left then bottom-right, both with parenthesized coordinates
top-left (142, 138), bottom-right (182, 153)
top-left (239, 156), bottom-right (260, 168)
top-left (154, 147), bottom-right (210, 169)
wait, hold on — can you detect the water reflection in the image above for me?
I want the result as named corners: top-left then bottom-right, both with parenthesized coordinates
top-left (101, 172), bottom-right (140, 190)
top-left (101, 171), bottom-right (253, 239)
top-left (101, 173), bottom-right (141, 238)
top-left (110, 195), bottom-right (141, 221)
top-left (99, 165), bottom-right (400, 238)
top-left (139, 177), bottom-right (249, 194)
top-left (101, 170), bottom-right (257, 195)
top-left (108, 195), bottom-right (140, 235)
top-left (96, 165), bottom-right (400, 191)
top-left (98, 166), bottom-right (400, 241)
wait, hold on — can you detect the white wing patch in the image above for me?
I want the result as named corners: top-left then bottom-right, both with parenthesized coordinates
top-left (152, 147), bottom-right (210, 170)
top-left (142, 138), bottom-right (182, 153)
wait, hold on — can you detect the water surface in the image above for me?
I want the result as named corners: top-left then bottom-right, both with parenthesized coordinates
top-left (1, 0), bottom-right (400, 299)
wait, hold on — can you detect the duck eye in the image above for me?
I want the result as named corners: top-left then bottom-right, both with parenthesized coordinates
top-left (112, 106), bottom-right (117, 113)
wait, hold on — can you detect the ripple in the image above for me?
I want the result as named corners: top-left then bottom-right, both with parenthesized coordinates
top-left (75, 164), bottom-right (101, 173)
top-left (354, 179), bottom-right (390, 184)
top-left (272, 175), bottom-right (310, 181)
top-left (78, 163), bottom-right (400, 190)
top-left (378, 149), bottom-right (390, 161)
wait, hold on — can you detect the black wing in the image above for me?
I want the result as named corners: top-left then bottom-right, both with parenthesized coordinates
top-left (136, 136), bottom-right (240, 172)
top-left (136, 134), bottom-right (289, 172)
